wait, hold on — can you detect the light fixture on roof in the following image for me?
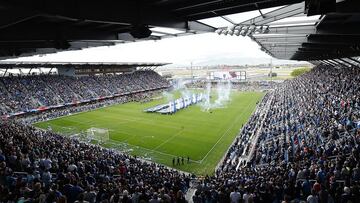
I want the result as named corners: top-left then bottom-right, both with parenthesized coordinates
top-left (234, 30), bottom-right (240, 36)
top-left (214, 24), bottom-right (270, 36)
top-left (234, 25), bottom-right (242, 30)
top-left (215, 29), bottom-right (223, 35)
top-left (228, 25), bottom-right (236, 32)
top-left (241, 26), bottom-right (249, 36)
top-left (254, 26), bottom-right (262, 34)
top-left (248, 24), bottom-right (256, 34)
top-left (240, 29), bottom-right (247, 36)
top-left (262, 25), bottom-right (270, 34)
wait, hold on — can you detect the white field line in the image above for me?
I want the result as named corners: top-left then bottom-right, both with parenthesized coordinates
top-left (199, 97), bottom-right (256, 163)
top-left (152, 129), bottom-right (184, 151)
top-left (108, 139), bottom-right (202, 164)
top-left (67, 120), bottom-right (199, 162)
top-left (41, 111), bottom-right (201, 163)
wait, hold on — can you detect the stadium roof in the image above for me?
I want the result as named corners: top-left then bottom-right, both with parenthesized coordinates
top-left (0, 61), bottom-right (170, 75)
top-left (214, 0), bottom-right (360, 62)
top-left (0, 0), bottom-right (359, 64)
top-left (0, 61), bottom-right (169, 69)
top-left (0, 0), bottom-right (301, 60)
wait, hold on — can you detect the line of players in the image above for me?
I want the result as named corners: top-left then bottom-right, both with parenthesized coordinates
top-left (172, 156), bottom-right (190, 165)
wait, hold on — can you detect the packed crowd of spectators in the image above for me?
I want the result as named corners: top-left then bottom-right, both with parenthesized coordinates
top-left (0, 70), bottom-right (169, 115)
top-left (0, 122), bottom-right (191, 203)
top-left (19, 90), bottom-right (164, 125)
top-left (186, 80), bottom-right (275, 92)
top-left (194, 65), bottom-right (360, 203)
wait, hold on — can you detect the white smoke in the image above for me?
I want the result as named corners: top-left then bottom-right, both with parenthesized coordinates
top-left (162, 91), bottom-right (174, 102)
top-left (200, 80), bottom-right (232, 111)
top-left (163, 78), bottom-right (191, 102)
top-left (164, 78), bottom-right (232, 112)
top-left (173, 78), bottom-right (190, 90)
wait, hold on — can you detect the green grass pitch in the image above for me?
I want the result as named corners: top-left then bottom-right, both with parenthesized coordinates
top-left (34, 91), bottom-right (264, 175)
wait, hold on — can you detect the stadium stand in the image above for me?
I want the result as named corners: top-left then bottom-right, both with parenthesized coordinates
top-left (20, 90), bottom-right (164, 125)
top-left (1, 64), bottom-right (359, 203)
top-left (0, 70), bottom-right (170, 116)
top-left (194, 64), bottom-right (360, 203)
top-left (187, 80), bottom-right (276, 93)
top-left (0, 122), bottom-right (191, 203)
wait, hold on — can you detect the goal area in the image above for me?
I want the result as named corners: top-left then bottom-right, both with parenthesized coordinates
top-left (86, 127), bottom-right (110, 143)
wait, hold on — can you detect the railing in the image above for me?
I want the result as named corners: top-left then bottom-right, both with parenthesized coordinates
top-left (214, 91), bottom-right (271, 174)
top-left (236, 91), bottom-right (274, 170)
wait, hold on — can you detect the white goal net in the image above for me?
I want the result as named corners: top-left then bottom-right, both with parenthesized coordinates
top-left (86, 127), bottom-right (110, 143)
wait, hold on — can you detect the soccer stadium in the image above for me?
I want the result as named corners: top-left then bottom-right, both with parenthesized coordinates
top-left (0, 1), bottom-right (360, 203)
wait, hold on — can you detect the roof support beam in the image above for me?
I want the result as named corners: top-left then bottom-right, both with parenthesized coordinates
top-left (181, 0), bottom-right (304, 20)
top-left (219, 2), bottom-right (305, 29)
top-left (332, 59), bottom-right (350, 68)
top-left (256, 5), bottom-right (265, 18)
top-left (347, 57), bottom-right (360, 65)
top-left (268, 25), bottom-right (315, 35)
top-left (328, 59), bottom-right (344, 68)
top-left (337, 58), bottom-right (354, 67)
top-left (320, 60), bottom-right (333, 66)
top-left (3, 68), bottom-right (8, 77)
top-left (324, 60), bottom-right (338, 67)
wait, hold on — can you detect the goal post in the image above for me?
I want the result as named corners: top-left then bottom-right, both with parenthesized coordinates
top-left (86, 127), bottom-right (110, 143)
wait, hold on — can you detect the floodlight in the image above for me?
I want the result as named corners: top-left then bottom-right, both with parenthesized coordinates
top-left (262, 26), bottom-right (270, 34)
top-left (234, 30), bottom-right (240, 36)
top-left (255, 26), bottom-right (262, 32)
top-left (240, 30), bottom-right (246, 36)
top-left (228, 25), bottom-right (235, 31)
top-left (254, 26), bottom-right (262, 35)
top-left (249, 25), bottom-right (256, 33)
top-left (234, 25), bottom-right (242, 30)
top-left (215, 29), bottom-right (223, 35)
